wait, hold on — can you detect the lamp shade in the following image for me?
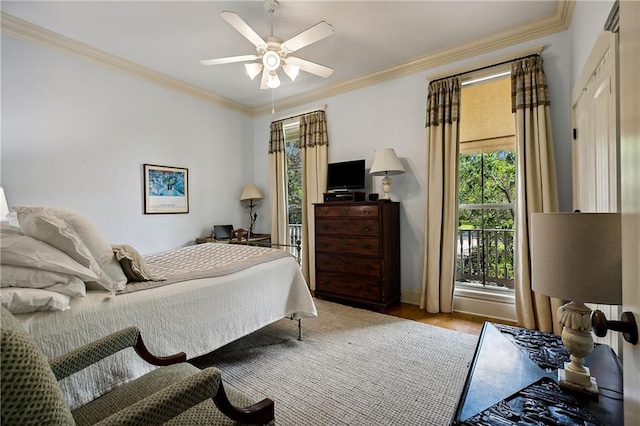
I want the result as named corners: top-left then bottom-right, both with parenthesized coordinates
top-left (369, 148), bottom-right (405, 176)
top-left (530, 212), bottom-right (621, 305)
top-left (240, 184), bottom-right (264, 201)
top-left (244, 63), bottom-right (263, 80)
top-left (0, 187), bottom-right (9, 221)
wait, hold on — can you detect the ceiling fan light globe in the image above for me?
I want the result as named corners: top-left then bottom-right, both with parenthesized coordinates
top-left (283, 63), bottom-right (300, 81)
top-left (245, 63), bottom-right (263, 80)
top-left (266, 70), bottom-right (281, 88)
top-left (263, 51), bottom-right (281, 71)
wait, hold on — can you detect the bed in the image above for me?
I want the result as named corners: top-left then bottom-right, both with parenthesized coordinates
top-left (0, 207), bottom-right (317, 410)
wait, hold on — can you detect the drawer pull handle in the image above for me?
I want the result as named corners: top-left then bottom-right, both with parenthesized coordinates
top-left (321, 209), bottom-right (329, 216)
top-left (321, 243), bottom-right (329, 248)
top-left (341, 241), bottom-right (349, 246)
top-left (364, 226), bottom-right (372, 232)
top-left (322, 224), bottom-right (329, 231)
top-left (365, 244), bottom-right (373, 250)
top-left (364, 209), bottom-right (371, 215)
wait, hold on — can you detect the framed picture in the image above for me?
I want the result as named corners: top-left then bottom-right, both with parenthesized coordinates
top-left (143, 164), bottom-right (189, 214)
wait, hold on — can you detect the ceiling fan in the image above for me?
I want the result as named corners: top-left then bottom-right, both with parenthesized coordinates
top-left (200, 0), bottom-right (334, 89)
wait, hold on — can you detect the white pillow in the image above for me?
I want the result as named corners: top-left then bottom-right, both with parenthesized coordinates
top-left (1, 264), bottom-right (86, 298)
top-left (0, 224), bottom-right (23, 235)
top-left (0, 287), bottom-right (71, 313)
top-left (1, 233), bottom-right (99, 281)
top-left (16, 206), bottom-right (126, 292)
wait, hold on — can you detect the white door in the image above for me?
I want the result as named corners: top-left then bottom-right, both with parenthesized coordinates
top-left (620, 1), bottom-right (640, 423)
top-left (572, 30), bottom-right (619, 351)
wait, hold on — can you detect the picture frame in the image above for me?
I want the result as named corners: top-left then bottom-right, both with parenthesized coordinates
top-left (143, 164), bottom-right (189, 214)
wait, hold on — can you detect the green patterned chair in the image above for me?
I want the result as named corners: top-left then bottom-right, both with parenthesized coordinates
top-left (0, 307), bottom-right (274, 425)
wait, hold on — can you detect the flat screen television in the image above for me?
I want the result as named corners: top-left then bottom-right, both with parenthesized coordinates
top-left (327, 159), bottom-right (365, 191)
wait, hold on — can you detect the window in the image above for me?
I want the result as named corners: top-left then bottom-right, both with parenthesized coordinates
top-left (284, 122), bottom-right (303, 250)
top-left (456, 75), bottom-right (516, 291)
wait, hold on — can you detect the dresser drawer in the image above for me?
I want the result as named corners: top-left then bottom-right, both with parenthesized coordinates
top-left (316, 272), bottom-right (380, 302)
top-left (316, 235), bottom-right (380, 256)
top-left (316, 218), bottom-right (379, 237)
top-left (315, 204), bottom-right (379, 218)
top-left (316, 253), bottom-right (380, 277)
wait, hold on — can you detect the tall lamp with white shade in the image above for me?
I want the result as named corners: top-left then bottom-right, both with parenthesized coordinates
top-left (240, 184), bottom-right (264, 237)
top-left (531, 212), bottom-right (637, 396)
top-left (369, 148), bottom-right (405, 200)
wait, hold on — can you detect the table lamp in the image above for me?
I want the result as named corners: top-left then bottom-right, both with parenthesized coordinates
top-left (240, 183), bottom-right (264, 237)
top-left (369, 148), bottom-right (404, 200)
top-left (531, 212), bottom-right (621, 396)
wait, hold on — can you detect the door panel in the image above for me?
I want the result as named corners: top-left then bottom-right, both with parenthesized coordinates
top-left (620, 1), bottom-right (640, 423)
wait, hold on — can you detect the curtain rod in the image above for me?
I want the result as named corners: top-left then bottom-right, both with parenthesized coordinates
top-left (271, 105), bottom-right (327, 124)
top-left (428, 53), bottom-right (540, 85)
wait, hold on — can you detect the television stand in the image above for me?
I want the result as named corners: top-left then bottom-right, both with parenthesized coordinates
top-left (323, 191), bottom-right (365, 202)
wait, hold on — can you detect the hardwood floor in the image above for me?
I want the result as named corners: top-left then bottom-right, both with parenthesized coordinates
top-left (385, 302), bottom-right (517, 336)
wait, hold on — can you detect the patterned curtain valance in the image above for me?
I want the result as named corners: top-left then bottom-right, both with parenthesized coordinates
top-left (511, 55), bottom-right (550, 113)
top-left (268, 121), bottom-right (286, 154)
top-left (298, 111), bottom-right (328, 149)
top-left (425, 78), bottom-right (461, 128)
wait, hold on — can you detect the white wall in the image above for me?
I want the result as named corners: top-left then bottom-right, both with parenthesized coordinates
top-left (1, 34), bottom-right (254, 254)
top-left (254, 31), bottom-right (573, 303)
top-left (569, 0), bottom-right (617, 87)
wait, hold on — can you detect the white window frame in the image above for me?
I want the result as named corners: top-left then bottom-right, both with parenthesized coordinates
top-left (453, 69), bottom-right (517, 322)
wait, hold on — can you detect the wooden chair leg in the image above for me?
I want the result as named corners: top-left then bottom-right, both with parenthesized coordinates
top-left (213, 382), bottom-right (275, 424)
top-left (134, 334), bottom-right (187, 366)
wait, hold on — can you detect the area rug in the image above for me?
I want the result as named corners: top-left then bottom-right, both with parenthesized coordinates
top-left (191, 299), bottom-right (478, 425)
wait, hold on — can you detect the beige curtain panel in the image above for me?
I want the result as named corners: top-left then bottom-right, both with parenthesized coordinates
top-left (421, 78), bottom-right (461, 313)
top-left (268, 121), bottom-right (289, 247)
top-left (298, 111), bottom-right (329, 289)
top-left (511, 55), bottom-right (562, 334)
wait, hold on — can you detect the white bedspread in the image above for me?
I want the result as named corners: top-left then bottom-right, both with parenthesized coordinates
top-left (15, 255), bottom-right (316, 409)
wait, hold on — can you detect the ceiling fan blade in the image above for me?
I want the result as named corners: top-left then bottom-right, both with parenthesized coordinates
top-left (286, 57), bottom-right (333, 78)
top-left (219, 11), bottom-right (268, 50)
top-left (260, 68), bottom-right (269, 90)
top-left (200, 55), bottom-right (259, 66)
top-left (281, 21), bottom-right (333, 54)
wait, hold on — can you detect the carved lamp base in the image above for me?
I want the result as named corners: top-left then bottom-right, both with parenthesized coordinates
top-left (381, 175), bottom-right (391, 199)
top-left (557, 301), bottom-right (599, 397)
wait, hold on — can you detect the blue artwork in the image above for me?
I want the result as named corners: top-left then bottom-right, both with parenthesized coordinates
top-left (148, 169), bottom-right (186, 197)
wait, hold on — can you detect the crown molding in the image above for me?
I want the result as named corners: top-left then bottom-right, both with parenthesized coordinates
top-left (2, 1), bottom-right (574, 119)
top-left (252, 0), bottom-right (575, 116)
top-left (1, 12), bottom-right (253, 116)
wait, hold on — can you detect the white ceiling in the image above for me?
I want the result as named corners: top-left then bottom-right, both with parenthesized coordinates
top-left (2, 1), bottom-right (562, 113)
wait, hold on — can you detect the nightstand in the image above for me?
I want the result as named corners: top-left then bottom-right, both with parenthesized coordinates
top-left (229, 233), bottom-right (271, 246)
top-left (195, 236), bottom-right (215, 244)
top-left (196, 234), bottom-right (271, 246)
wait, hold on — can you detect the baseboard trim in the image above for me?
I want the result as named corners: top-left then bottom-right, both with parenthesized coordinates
top-left (400, 287), bottom-right (517, 323)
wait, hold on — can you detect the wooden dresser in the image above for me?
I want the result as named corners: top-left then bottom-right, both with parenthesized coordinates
top-left (314, 201), bottom-right (400, 312)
